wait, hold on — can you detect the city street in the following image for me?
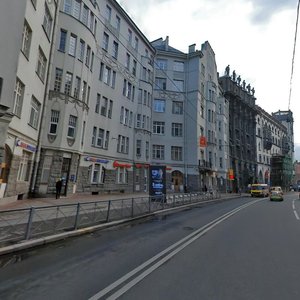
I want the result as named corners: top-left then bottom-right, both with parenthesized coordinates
top-left (1, 192), bottom-right (300, 299)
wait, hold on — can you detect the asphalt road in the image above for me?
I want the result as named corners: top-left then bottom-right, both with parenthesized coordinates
top-left (1, 193), bottom-right (300, 299)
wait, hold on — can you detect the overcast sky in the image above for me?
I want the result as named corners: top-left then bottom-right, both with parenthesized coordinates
top-left (117, 0), bottom-right (300, 159)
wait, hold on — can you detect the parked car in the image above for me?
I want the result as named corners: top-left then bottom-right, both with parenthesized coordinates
top-left (269, 186), bottom-right (283, 201)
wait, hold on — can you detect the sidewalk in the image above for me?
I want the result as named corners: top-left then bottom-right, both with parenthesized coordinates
top-left (0, 192), bottom-right (150, 211)
top-left (0, 191), bottom-right (244, 212)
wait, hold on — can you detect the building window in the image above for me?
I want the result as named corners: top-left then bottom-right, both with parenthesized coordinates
top-left (136, 140), bottom-right (142, 157)
top-left (97, 128), bottom-right (104, 147)
top-left (102, 32), bottom-right (109, 51)
top-left (128, 29), bottom-right (132, 44)
top-left (63, 0), bottom-right (72, 14)
top-left (108, 100), bottom-right (113, 118)
top-left (155, 77), bottom-right (166, 90)
top-left (68, 34), bottom-right (77, 56)
top-left (95, 93), bottom-right (100, 113)
top-left (36, 47), bottom-right (47, 82)
top-left (85, 45), bottom-right (91, 67)
top-left (152, 145), bottom-right (165, 160)
top-left (219, 157), bottom-right (223, 168)
top-left (101, 97), bottom-right (108, 116)
top-left (136, 114), bottom-right (141, 128)
top-left (132, 60), bottom-right (137, 76)
top-left (82, 81), bottom-right (87, 102)
top-left (59, 29), bottom-right (67, 52)
top-left (153, 99), bottom-right (165, 112)
top-left (64, 72), bottom-right (73, 95)
top-left (73, 0), bottom-right (81, 19)
top-left (29, 96), bottom-right (41, 129)
top-left (156, 59), bottom-right (167, 70)
top-left (74, 76), bottom-right (81, 99)
top-left (115, 15), bottom-right (121, 31)
top-left (126, 53), bottom-right (130, 70)
top-left (117, 135), bottom-right (129, 154)
top-left (104, 131), bottom-right (110, 149)
top-left (43, 3), bottom-right (53, 39)
top-left (92, 126), bottom-right (97, 145)
top-left (173, 61), bottom-right (184, 72)
top-left (92, 164), bottom-right (100, 183)
top-left (49, 110), bottom-right (60, 134)
top-left (82, 5), bottom-right (89, 26)
top-left (54, 68), bottom-right (63, 92)
top-left (172, 101), bottom-right (183, 114)
top-left (111, 71), bottom-right (116, 88)
top-left (171, 146), bottom-right (183, 161)
top-left (67, 115), bottom-right (77, 138)
top-left (79, 39), bottom-right (85, 61)
top-left (17, 151), bottom-right (32, 181)
top-left (153, 121), bottom-right (165, 135)
top-left (103, 66), bottom-right (111, 85)
top-left (172, 123), bottom-right (183, 137)
top-left (105, 5), bottom-right (111, 22)
top-left (13, 78), bottom-right (25, 117)
top-left (117, 167), bottom-right (128, 184)
top-left (174, 80), bottom-right (184, 92)
top-left (112, 41), bottom-right (118, 59)
top-left (134, 37), bottom-right (139, 51)
top-left (89, 12), bottom-right (94, 32)
top-left (21, 20), bottom-right (32, 58)
top-left (145, 141), bottom-right (149, 159)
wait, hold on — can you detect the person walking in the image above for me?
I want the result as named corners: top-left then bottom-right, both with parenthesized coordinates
top-left (55, 178), bottom-right (62, 199)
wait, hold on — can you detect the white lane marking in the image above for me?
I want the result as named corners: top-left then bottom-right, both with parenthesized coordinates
top-left (89, 199), bottom-right (263, 300)
top-left (293, 200), bottom-right (300, 220)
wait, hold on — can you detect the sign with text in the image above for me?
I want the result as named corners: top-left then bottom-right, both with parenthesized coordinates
top-left (149, 166), bottom-right (166, 196)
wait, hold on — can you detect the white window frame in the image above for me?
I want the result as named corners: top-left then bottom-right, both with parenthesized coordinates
top-left (21, 20), bottom-right (32, 58)
top-left (67, 115), bottom-right (77, 138)
top-left (29, 96), bottom-right (41, 129)
top-left (13, 79), bottom-right (25, 117)
top-left (36, 47), bottom-right (47, 82)
top-left (49, 110), bottom-right (59, 135)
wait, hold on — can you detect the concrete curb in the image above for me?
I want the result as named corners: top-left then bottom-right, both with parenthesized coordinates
top-left (0, 195), bottom-right (241, 256)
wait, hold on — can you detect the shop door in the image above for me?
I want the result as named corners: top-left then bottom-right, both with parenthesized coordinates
top-left (61, 158), bottom-right (71, 196)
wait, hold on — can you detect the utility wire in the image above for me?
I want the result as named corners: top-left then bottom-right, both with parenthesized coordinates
top-left (288, 0), bottom-right (300, 110)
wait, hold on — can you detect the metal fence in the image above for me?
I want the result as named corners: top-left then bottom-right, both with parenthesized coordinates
top-left (0, 192), bottom-right (220, 247)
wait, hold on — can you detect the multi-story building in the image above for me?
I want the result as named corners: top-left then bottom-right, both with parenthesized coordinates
top-left (270, 110), bottom-right (294, 189)
top-left (0, 0), bottom-right (59, 199)
top-left (33, 0), bottom-right (156, 197)
top-left (255, 106), bottom-right (288, 185)
top-left (151, 37), bottom-right (228, 192)
top-left (201, 42), bottom-right (229, 192)
top-left (219, 69), bottom-right (257, 192)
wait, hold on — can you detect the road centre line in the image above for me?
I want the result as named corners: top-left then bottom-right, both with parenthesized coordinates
top-left (292, 200), bottom-right (300, 220)
top-left (89, 198), bottom-right (263, 300)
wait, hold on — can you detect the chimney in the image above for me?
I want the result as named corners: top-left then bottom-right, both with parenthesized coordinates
top-left (189, 44), bottom-right (196, 53)
top-left (165, 36), bottom-right (169, 51)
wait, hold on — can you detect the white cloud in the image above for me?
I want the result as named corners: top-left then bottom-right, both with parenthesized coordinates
top-left (117, 0), bottom-right (300, 144)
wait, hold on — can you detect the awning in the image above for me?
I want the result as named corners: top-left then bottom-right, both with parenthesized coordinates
top-left (113, 161), bottom-right (132, 168)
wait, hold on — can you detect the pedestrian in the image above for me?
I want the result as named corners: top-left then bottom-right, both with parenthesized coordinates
top-left (55, 178), bottom-right (62, 199)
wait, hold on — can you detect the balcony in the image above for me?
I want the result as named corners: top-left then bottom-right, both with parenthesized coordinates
top-left (198, 159), bottom-right (212, 172)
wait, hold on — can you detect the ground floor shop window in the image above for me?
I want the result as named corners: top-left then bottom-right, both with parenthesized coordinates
top-left (117, 167), bottom-right (128, 184)
top-left (89, 164), bottom-right (106, 184)
top-left (17, 151), bottom-right (32, 181)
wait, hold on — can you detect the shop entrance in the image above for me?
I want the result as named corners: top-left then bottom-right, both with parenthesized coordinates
top-left (172, 170), bottom-right (183, 192)
top-left (61, 157), bottom-right (71, 195)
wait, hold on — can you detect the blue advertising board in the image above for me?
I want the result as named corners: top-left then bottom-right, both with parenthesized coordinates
top-left (149, 165), bottom-right (166, 197)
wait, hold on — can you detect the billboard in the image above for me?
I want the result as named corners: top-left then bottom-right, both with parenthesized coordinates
top-left (149, 166), bottom-right (166, 196)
